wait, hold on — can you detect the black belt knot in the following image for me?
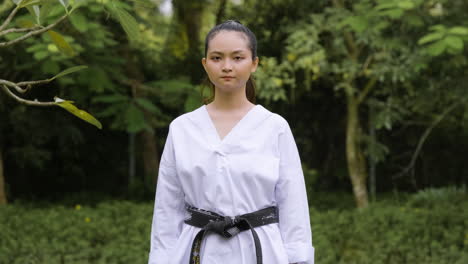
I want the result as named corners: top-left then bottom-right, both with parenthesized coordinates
top-left (184, 205), bottom-right (278, 264)
top-left (203, 215), bottom-right (243, 238)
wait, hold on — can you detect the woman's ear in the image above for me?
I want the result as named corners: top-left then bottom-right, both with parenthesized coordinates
top-left (251, 57), bottom-right (259, 73)
top-left (201, 58), bottom-right (207, 70)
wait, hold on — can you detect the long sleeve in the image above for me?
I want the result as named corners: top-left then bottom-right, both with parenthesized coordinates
top-left (148, 124), bottom-right (186, 264)
top-left (275, 120), bottom-right (314, 264)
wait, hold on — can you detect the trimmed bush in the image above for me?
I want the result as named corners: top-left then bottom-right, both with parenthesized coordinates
top-left (0, 201), bottom-right (152, 264)
top-left (313, 203), bottom-right (468, 264)
top-left (1, 190), bottom-right (467, 264)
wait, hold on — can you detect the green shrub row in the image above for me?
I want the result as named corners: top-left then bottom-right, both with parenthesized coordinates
top-left (313, 204), bottom-right (468, 263)
top-left (0, 201), bottom-right (152, 264)
top-left (0, 189), bottom-right (467, 264)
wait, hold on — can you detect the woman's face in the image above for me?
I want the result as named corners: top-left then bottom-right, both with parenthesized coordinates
top-left (202, 30), bottom-right (258, 95)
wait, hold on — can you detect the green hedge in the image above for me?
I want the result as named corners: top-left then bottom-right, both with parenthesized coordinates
top-left (313, 205), bottom-right (468, 263)
top-left (1, 190), bottom-right (467, 264)
top-left (0, 201), bottom-right (151, 264)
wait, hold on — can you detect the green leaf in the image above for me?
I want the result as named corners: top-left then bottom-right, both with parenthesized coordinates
top-left (426, 40), bottom-right (446, 56)
top-left (69, 12), bottom-right (88, 32)
top-left (380, 9), bottom-right (404, 19)
top-left (26, 6), bottom-right (41, 24)
top-left (109, 5), bottom-right (139, 42)
top-left (71, 0), bottom-right (87, 7)
top-left (47, 43), bottom-right (59, 53)
top-left (92, 94), bottom-right (129, 104)
top-left (96, 104), bottom-right (125, 118)
top-left (26, 43), bottom-right (45, 52)
top-left (448, 27), bottom-right (468, 36)
top-left (429, 24), bottom-right (446, 32)
top-left (19, 0), bottom-right (42, 8)
top-left (184, 92), bottom-right (203, 112)
top-left (374, 21), bottom-right (390, 31)
top-left (342, 16), bottom-right (369, 33)
top-left (444, 36), bottom-right (464, 52)
top-left (88, 4), bottom-right (104, 13)
top-left (58, 0), bottom-right (69, 8)
top-left (48, 65), bottom-right (88, 81)
top-left (54, 98), bottom-right (103, 129)
top-left (47, 30), bottom-right (75, 56)
top-left (41, 60), bottom-right (60, 74)
top-left (125, 104), bottom-right (147, 133)
top-left (47, 2), bottom-right (67, 16)
top-left (375, 2), bottom-right (396, 11)
top-left (33, 50), bottom-right (48, 60)
top-left (418, 32), bottom-right (445, 45)
top-left (405, 14), bottom-right (424, 27)
top-left (134, 98), bottom-right (159, 114)
top-left (398, 1), bottom-right (415, 10)
top-left (84, 67), bottom-right (113, 92)
top-left (40, 3), bottom-right (54, 23)
top-left (16, 18), bottom-right (36, 28)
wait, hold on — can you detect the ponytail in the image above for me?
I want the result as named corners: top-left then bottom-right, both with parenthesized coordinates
top-left (246, 77), bottom-right (256, 103)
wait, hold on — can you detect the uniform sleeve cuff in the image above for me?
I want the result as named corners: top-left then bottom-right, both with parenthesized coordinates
top-left (284, 242), bottom-right (315, 264)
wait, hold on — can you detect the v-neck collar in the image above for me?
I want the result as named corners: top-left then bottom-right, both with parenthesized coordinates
top-left (203, 104), bottom-right (259, 144)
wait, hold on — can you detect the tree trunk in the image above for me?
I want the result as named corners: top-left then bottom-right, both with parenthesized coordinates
top-left (215, 0), bottom-right (228, 24)
top-left (0, 148), bottom-right (7, 205)
top-left (368, 103), bottom-right (376, 202)
top-left (128, 132), bottom-right (136, 187)
top-left (173, 0), bottom-right (206, 84)
top-left (346, 97), bottom-right (369, 208)
top-left (139, 130), bottom-right (159, 186)
top-left (120, 41), bottom-right (160, 189)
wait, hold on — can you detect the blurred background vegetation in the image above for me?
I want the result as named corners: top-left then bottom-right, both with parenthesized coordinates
top-left (0, 0), bottom-right (467, 263)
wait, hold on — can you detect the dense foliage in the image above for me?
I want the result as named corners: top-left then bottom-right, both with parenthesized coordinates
top-left (0, 200), bottom-right (151, 264)
top-left (313, 188), bottom-right (468, 264)
top-left (0, 188), bottom-right (466, 264)
top-left (1, 0), bottom-right (467, 205)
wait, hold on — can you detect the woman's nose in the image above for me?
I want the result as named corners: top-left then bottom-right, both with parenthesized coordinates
top-left (222, 60), bottom-right (233, 72)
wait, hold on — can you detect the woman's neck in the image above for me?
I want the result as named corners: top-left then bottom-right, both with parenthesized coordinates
top-left (210, 89), bottom-right (254, 111)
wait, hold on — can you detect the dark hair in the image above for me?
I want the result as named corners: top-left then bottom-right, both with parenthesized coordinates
top-left (203, 20), bottom-right (257, 103)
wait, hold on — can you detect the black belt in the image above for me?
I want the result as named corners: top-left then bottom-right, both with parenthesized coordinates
top-left (184, 205), bottom-right (279, 264)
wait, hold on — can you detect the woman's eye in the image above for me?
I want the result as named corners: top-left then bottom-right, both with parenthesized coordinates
top-left (234, 56), bottom-right (243, 60)
top-left (211, 56), bottom-right (221, 61)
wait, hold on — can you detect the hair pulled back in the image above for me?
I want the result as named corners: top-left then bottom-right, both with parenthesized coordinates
top-left (203, 20), bottom-right (257, 103)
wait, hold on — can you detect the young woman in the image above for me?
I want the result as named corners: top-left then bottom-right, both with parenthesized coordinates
top-left (148, 20), bottom-right (314, 264)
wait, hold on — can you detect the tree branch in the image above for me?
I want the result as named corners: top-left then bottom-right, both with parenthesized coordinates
top-left (1, 77), bottom-right (56, 95)
top-left (120, 79), bottom-right (158, 94)
top-left (392, 100), bottom-right (466, 180)
top-left (344, 31), bottom-right (361, 61)
top-left (0, 79), bottom-right (27, 94)
top-left (0, 26), bottom-right (41, 37)
top-left (17, 79), bottom-right (52, 87)
top-left (0, 2), bottom-right (22, 32)
top-left (357, 77), bottom-right (377, 105)
top-left (343, 81), bottom-right (354, 98)
top-left (362, 55), bottom-right (373, 73)
top-left (1, 85), bottom-right (55, 106)
top-left (0, 14), bottom-right (68, 48)
top-left (332, 0), bottom-right (361, 60)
